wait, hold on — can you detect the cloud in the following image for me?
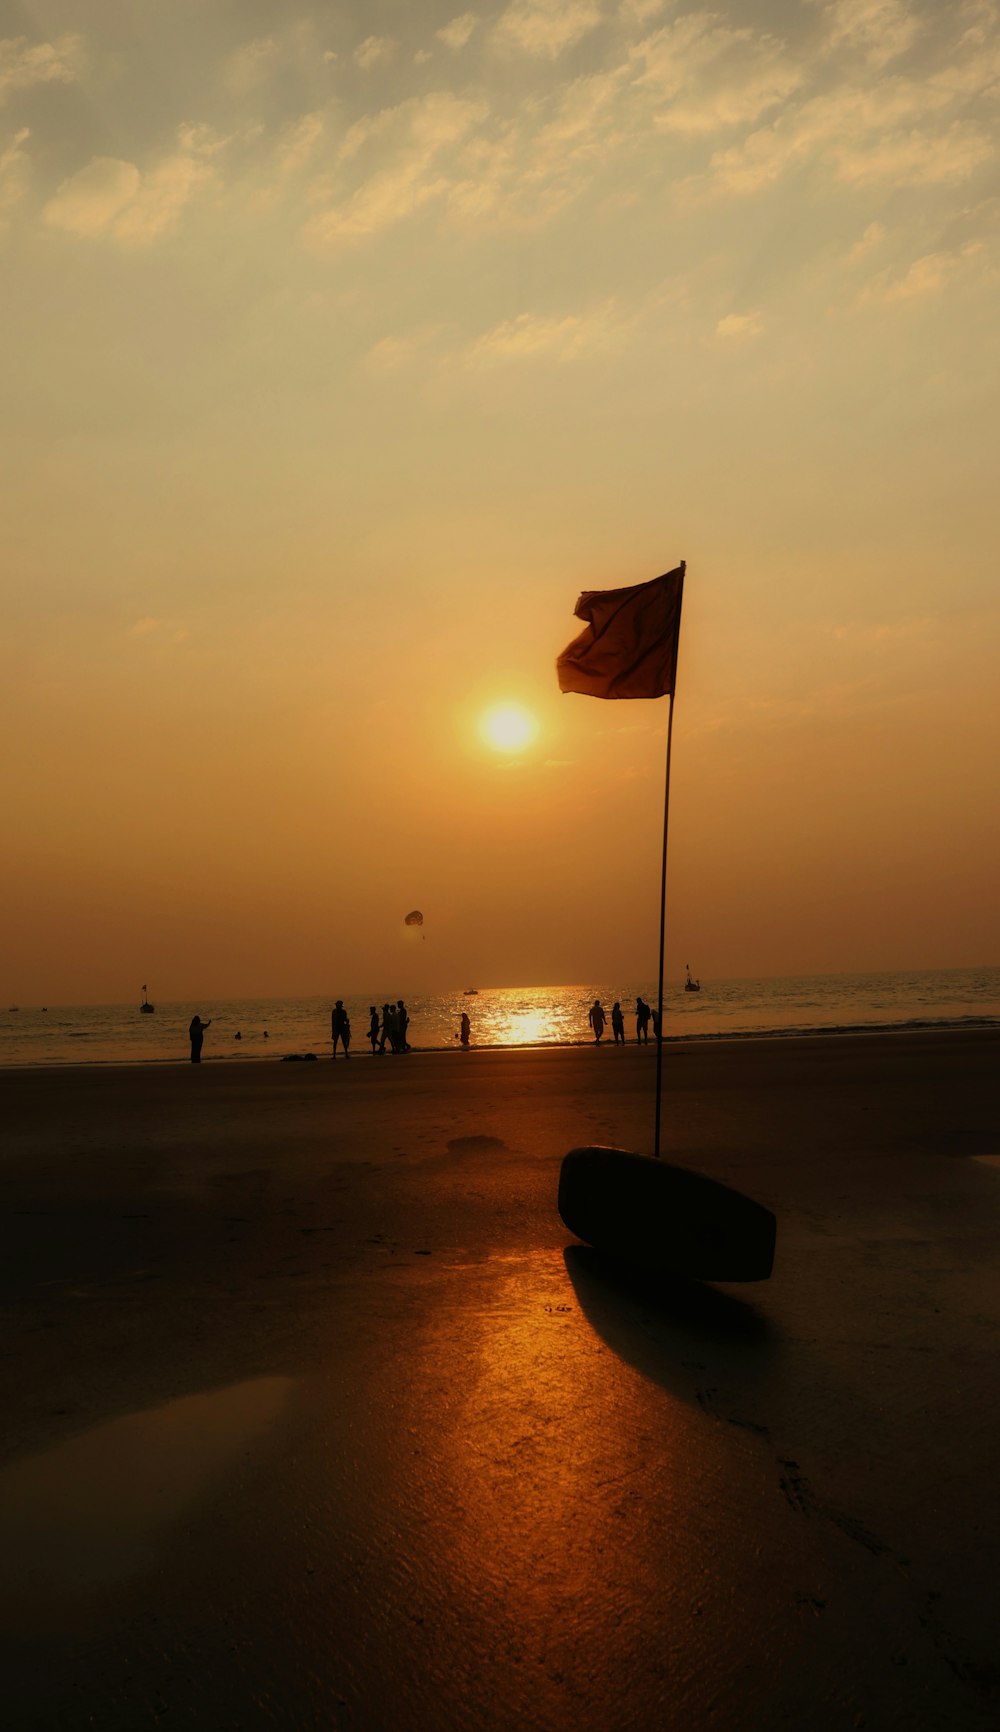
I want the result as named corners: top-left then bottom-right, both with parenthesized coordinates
top-left (0, 33), bottom-right (83, 102)
top-left (128, 618), bottom-right (161, 637)
top-left (42, 144), bottom-right (215, 243)
top-left (619, 0), bottom-right (667, 21)
top-left (438, 14), bottom-right (480, 51)
top-left (958, 0), bottom-right (998, 49)
top-left (113, 152), bottom-right (214, 242)
top-left (0, 126), bottom-right (30, 225)
top-left (176, 123), bottom-right (232, 158)
top-left (832, 123), bottom-right (994, 187)
top-left (277, 110), bottom-right (326, 174)
top-left (847, 218), bottom-right (886, 259)
top-left (466, 300), bottom-right (620, 364)
top-left (355, 36), bottom-right (395, 70)
top-left (632, 15), bottom-right (803, 135)
top-left (43, 157), bottom-right (141, 236)
top-left (691, 56), bottom-right (997, 200)
top-left (493, 0), bottom-right (603, 59)
top-left (714, 310), bottom-right (764, 342)
top-left (815, 0), bottom-right (921, 69)
top-left (305, 92), bottom-right (488, 246)
top-left (224, 37), bottom-right (280, 95)
top-left (364, 331), bottom-right (440, 373)
top-left (859, 239), bottom-right (986, 303)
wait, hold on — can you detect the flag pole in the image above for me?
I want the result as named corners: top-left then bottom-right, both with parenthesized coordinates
top-left (653, 559), bottom-right (684, 1159)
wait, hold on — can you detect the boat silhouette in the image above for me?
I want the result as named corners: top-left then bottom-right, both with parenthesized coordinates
top-left (140, 984), bottom-right (155, 1014)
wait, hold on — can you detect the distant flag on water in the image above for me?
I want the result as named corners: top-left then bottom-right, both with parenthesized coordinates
top-left (556, 563), bottom-right (685, 701)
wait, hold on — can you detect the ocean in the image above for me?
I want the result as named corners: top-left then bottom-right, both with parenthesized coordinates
top-left (1, 968), bottom-right (998, 1067)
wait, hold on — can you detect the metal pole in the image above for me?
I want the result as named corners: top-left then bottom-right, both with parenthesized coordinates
top-left (653, 557), bottom-right (684, 1159)
top-left (653, 693), bottom-right (675, 1159)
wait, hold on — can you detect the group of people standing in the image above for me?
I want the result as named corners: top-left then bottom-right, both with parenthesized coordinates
top-left (588, 997), bottom-right (660, 1044)
top-left (331, 999), bottom-right (412, 1058)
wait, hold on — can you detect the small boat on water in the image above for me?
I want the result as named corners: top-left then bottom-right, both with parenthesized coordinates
top-left (464, 989), bottom-right (478, 996)
top-left (140, 984), bottom-right (155, 1014)
top-left (684, 964), bottom-right (700, 993)
top-left (8, 1006), bottom-right (18, 1012)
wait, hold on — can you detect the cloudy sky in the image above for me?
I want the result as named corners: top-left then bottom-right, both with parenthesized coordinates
top-left (2, 0), bottom-right (998, 1001)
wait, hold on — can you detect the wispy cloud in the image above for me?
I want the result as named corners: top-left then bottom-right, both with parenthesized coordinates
top-left (113, 153), bottom-right (214, 243)
top-left (277, 111), bottom-right (326, 175)
top-left (814, 0), bottom-right (922, 69)
top-left (355, 36), bottom-right (395, 71)
top-left (859, 239), bottom-right (987, 303)
top-left (715, 309), bottom-right (764, 342)
top-left (43, 156), bottom-right (141, 236)
top-left (631, 15), bottom-right (803, 135)
top-left (847, 218), bottom-right (886, 260)
top-left (833, 122), bottom-right (994, 186)
top-left (223, 36), bottom-right (280, 95)
top-left (0, 33), bottom-right (83, 102)
top-left (690, 63), bottom-right (996, 200)
top-left (0, 125), bottom-right (30, 225)
top-left (493, 0), bottom-right (604, 59)
top-left (305, 92), bottom-right (488, 246)
top-left (42, 132), bottom-right (218, 243)
top-left (438, 14), bottom-right (480, 52)
top-left (364, 330), bottom-right (440, 373)
top-left (466, 300), bottom-right (621, 364)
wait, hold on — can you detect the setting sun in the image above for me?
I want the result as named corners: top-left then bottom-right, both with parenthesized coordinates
top-left (480, 704), bottom-right (538, 754)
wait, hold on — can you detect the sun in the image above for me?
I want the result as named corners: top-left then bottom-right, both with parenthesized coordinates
top-left (481, 702), bottom-right (538, 753)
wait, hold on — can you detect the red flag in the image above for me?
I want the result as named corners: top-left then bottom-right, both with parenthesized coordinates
top-left (556, 563), bottom-right (685, 700)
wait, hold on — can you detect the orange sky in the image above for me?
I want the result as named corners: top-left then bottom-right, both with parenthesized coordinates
top-left (2, 1), bottom-right (998, 1002)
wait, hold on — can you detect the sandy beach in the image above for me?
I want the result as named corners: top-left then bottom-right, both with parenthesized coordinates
top-left (1, 1030), bottom-right (998, 1730)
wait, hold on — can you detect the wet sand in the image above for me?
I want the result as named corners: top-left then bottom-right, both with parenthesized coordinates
top-left (1, 1030), bottom-right (998, 1730)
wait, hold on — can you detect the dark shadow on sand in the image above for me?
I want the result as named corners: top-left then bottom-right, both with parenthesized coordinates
top-left (564, 1243), bottom-right (779, 1403)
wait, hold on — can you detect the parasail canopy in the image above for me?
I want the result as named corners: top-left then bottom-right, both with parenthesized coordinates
top-left (404, 910), bottom-right (424, 927)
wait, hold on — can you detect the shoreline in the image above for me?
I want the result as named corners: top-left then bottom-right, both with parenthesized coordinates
top-left (2, 1013), bottom-right (998, 1072)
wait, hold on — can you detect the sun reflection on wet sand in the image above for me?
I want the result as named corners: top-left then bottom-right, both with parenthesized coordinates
top-left (404, 1251), bottom-right (725, 1715)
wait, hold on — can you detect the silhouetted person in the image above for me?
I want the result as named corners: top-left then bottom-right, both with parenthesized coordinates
top-left (263, 1030), bottom-right (269, 1039)
top-left (460, 1010), bottom-right (471, 1048)
top-left (611, 1001), bottom-right (625, 1044)
top-left (234, 1031), bottom-right (241, 1041)
top-left (379, 1002), bottom-right (395, 1054)
top-left (189, 1015), bottom-right (211, 1063)
top-left (635, 997), bottom-right (651, 1043)
top-left (397, 999), bottom-right (410, 1052)
top-left (589, 999), bottom-right (606, 1043)
top-left (368, 1006), bottom-right (380, 1054)
top-left (331, 1000), bottom-right (350, 1059)
top-left (651, 1008), bottom-right (662, 1041)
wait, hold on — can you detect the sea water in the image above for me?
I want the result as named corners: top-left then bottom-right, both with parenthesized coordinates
top-left (1, 969), bottom-right (997, 1067)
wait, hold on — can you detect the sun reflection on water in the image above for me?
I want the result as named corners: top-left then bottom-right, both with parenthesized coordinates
top-left (454, 989), bottom-right (596, 1049)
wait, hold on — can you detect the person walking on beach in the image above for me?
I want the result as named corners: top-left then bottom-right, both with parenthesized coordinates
top-left (189, 1014), bottom-right (211, 1063)
top-left (460, 1010), bottom-right (471, 1048)
top-left (611, 1001), bottom-right (625, 1044)
top-left (379, 1002), bottom-right (396, 1054)
top-left (368, 1006), bottom-right (380, 1054)
top-left (651, 1008), bottom-right (662, 1042)
top-left (635, 997), bottom-right (651, 1043)
top-left (397, 999), bottom-right (410, 1052)
top-left (331, 1000), bottom-right (351, 1059)
top-left (589, 999), bottom-right (607, 1043)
